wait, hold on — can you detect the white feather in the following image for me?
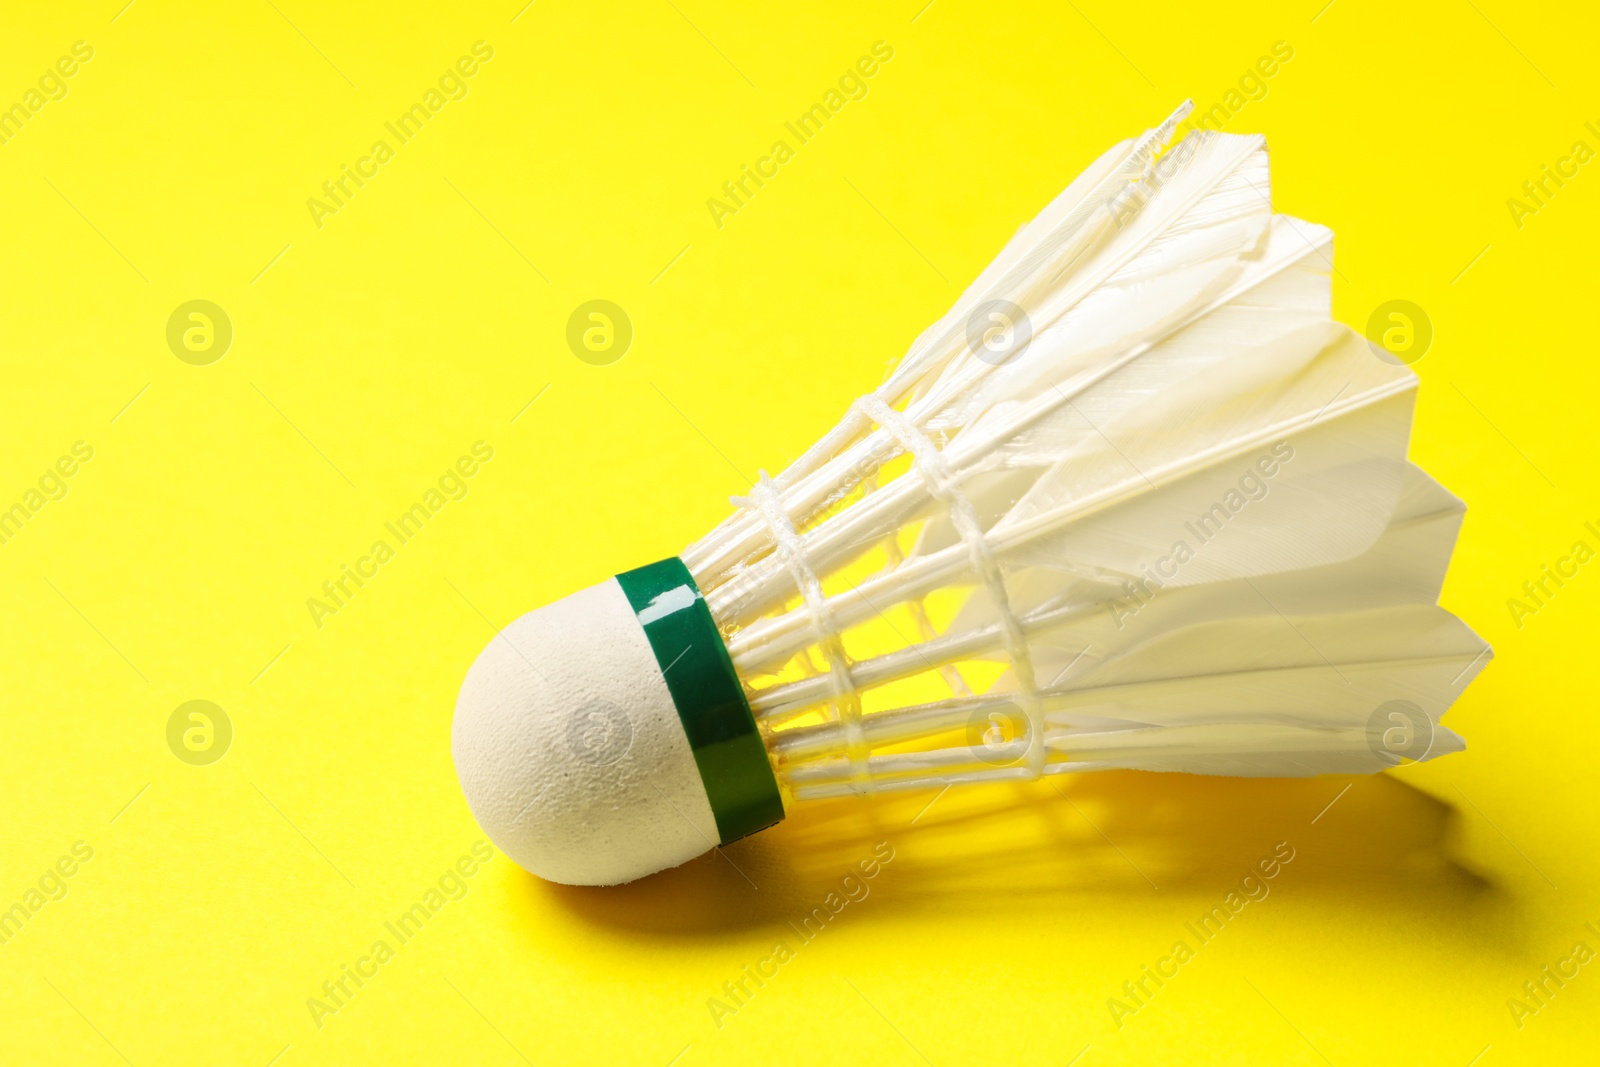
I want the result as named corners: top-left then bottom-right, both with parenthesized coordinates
top-left (679, 107), bottom-right (1490, 797)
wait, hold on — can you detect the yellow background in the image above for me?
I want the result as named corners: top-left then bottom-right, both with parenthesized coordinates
top-left (2, 1), bottom-right (1596, 1063)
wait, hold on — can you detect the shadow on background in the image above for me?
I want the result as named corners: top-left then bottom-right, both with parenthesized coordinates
top-left (523, 771), bottom-right (1499, 941)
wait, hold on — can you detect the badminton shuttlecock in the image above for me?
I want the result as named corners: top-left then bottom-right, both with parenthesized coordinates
top-left (453, 103), bottom-right (1491, 885)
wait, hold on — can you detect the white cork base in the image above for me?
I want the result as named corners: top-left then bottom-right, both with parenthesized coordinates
top-left (452, 577), bottom-right (720, 885)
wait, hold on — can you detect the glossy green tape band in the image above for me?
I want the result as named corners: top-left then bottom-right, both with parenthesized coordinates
top-left (615, 557), bottom-right (785, 845)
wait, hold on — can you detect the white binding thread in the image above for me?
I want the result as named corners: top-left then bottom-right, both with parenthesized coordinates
top-left (733, 473), bottom-right (872, 792)
top-left (851, 395), bottom-right (1046, 777)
